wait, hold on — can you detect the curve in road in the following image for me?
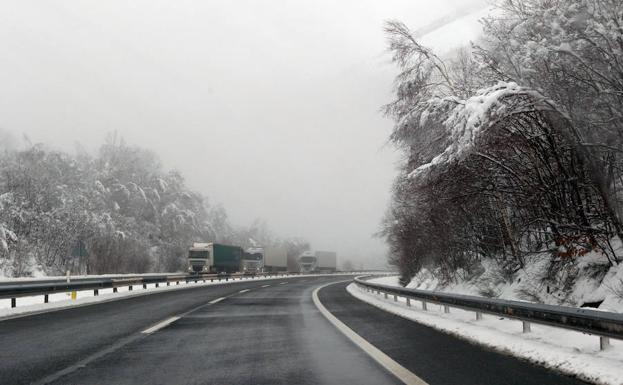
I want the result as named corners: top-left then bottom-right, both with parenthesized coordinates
top-left (318, 281), bottom-right (589, 385)
top-left (0, 276), bottom-right (592, 385)
top-left (0, 276), bottom-right (398, 385)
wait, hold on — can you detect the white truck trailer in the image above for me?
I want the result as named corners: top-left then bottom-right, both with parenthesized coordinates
top-left (263, 247), bottom-right (288, 272)
top-left (315, 251), bottom-right (337, 273)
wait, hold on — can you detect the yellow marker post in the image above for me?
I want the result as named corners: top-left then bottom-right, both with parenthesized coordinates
top-left (71, 291), bottom-right (77, 300)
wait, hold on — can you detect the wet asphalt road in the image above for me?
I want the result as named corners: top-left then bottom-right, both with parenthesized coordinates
top-left (0, 276), bottom-right (397, 385)
top-left (319, 281), bottom-right (589, 385)
top-left (0, 276), bottom-right (589, 385)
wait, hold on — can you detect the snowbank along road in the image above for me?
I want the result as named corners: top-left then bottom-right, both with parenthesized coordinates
top-left (0, 276), bottom-right (589, 384)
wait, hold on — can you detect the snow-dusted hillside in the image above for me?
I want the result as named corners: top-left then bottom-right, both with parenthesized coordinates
top-left (376, 251), bottom-right (623, 313)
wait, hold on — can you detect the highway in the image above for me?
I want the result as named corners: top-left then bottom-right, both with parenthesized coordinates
top-left (320, 282), bottom-right (588, 385)
top-left (0, 276), bottom-right (588, 384)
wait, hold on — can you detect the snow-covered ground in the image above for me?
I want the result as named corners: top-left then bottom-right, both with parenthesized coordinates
top-left (0, 273), bottom-right (323, 319)
top-left (393, 254), bottom-right (623, 313)
top-left (350, 279), bottom-right (623, 385)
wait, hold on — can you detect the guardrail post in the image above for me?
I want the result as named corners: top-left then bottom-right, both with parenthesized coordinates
top-left (129, 285), bottom-right (133, 291)
top-left (94, 289), bottom-right (99, 296)
top-left (444, 305), bottom-right (450, 314)
top-left (167, 282), bottom-right (170, 286)
top-left (393, 294), bottom-right (398, 302)
top-left (44, 294), bottom-right (49, 303)
top-left (143, 283), bottom-right (147, 289)
top-left (422, 301), bottom-right (427, 311)
top-left (11, 298), bottom-right (16, 308)
top-left (211, 278), bottom-right (214, 282)
top-left (522, 321), bottom-right (531, 333)
top-left (476, 311), bottom-right (482, 320)
top-left (600, 337), bottom-right (610, 351)
top-left (155, 283), bottom-right (159, 288)
top-left (384, 292), bottom-right (388, 299)
top-left (406, 298), bottom-right (411, 307)
top-left (113, 287), bottom-right (118, 293)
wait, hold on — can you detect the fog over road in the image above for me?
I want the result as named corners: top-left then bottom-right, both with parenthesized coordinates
top-left (0, 276), bottom-right (586, 385)
top-left (0, 0), bottom-right (489, 267)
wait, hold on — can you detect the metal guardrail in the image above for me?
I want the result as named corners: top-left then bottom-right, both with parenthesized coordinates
top-left (0, 271), bottom-right (388, 310)
top-left (354, 276), bottom-right (623, 350)
top-left (0, 272), bottom-right (300, 308)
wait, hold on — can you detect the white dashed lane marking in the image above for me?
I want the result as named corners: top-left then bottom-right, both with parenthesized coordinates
top-left (208, 297), bottom-right (226, 304)
top-left (141, 316), bottom-right (180, 334)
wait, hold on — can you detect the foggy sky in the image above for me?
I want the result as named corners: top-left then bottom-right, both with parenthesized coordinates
top-left (0, 0), bottom-right (487, 268)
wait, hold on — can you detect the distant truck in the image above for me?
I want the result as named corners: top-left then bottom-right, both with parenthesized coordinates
top-left (314, 251), bottom-right (337, 273)
top-left (263, 247), bottom-right (288, 272)
top-left (188, 243), bottom-right (243, 274)
top-left (298, 251), bottom-right (317, 273)
top-left (242, 247), bottom-right (264, 273)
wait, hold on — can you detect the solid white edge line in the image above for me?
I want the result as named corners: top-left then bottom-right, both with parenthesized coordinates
top-left (238, 289), bottom-right (250, 293)
top-left (312, 282), bottom-right (428, 385)
top-left (261, 285), bottom-right (271, 288)
top-left (280, 282), bottom-right (288, 285)
top-left (141, 316), bottom-right (180, 334)
top-left (209, 297), bottom-right (226, 304)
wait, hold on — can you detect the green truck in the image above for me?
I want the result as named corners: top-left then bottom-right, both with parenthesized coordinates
top-left (188, 242), bottom-right (243, 273)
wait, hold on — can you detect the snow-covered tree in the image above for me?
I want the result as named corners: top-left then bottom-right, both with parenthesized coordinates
top-left (382, 0), bottom-right (623, 285)
top-left (0, 136), bottom-right (309, 277)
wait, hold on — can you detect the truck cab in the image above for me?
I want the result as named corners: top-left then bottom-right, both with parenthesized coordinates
top-left (188, 243), bottom-right (211, 273)
top-left (298, 251), bottom-right (317, 273)
top-left (242, 247), bottom-right (264, 273)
